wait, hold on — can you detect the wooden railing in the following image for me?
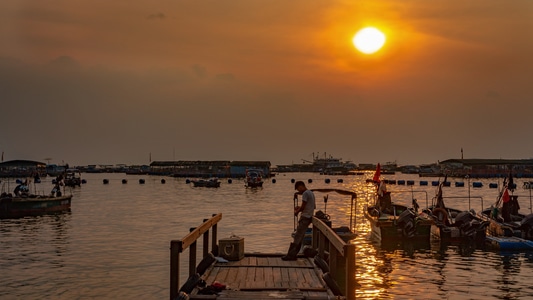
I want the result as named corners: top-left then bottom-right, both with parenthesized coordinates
top-left (170, 213), bottom-right (222, 300)
top-left (311, 216), bottom-right (356, 300)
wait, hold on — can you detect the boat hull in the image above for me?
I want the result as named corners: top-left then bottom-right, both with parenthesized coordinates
top-left (0, 195), bottom-right (72, 219)
top-left (245, 181), bottom-right (263, 188)
top-left (485, 235), bottom-right (533, 251)
top-left (364, 207), bottom-right (432, 243)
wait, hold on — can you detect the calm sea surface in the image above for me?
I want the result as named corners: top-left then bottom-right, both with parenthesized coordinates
top-left (2, 172), bottom-right (533, 299)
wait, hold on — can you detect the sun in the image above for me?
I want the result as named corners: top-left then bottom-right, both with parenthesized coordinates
top-left (352, 27), bottom-right (386, 54)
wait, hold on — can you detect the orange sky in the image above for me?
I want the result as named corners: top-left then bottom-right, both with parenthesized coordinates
top-left (1, 1), bottom-right (532, 166)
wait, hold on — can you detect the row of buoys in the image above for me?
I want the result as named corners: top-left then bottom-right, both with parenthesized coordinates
top-left (380, 179), bottom-right (517, 189)
top-left (102, 178), bottom-right (165, 184)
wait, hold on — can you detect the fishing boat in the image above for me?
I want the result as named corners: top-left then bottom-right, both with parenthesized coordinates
top-left (301, 188), bottom-right (358, 245)
top-left (423, 178), bottom-right (489, 244)
top-left (0, 180), bottom-right (72, 218)
top-left (191, 178), bottom-right (221, 188)
top-left (244, 169), bottom-right (264, 188)
top-left (478, 172), bottom-right (533, 241)
top-left (64, 169), bottom-right (82, 187)
top-left (0, 194), bottom-right (73, 218)
top-left (363, 164), bottom-right (433, 244)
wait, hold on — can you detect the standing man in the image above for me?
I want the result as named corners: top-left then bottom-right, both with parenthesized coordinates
top-left (282, 181), bottom-right (316, 261)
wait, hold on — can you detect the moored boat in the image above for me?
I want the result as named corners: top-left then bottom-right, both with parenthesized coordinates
top-left (191, 178), bottom-right (221, 188)
top-left (244, 169), bottom-right (264, 188)
top-left (63, 169), bottom-right (82, 187)
top-left (364, 164), bottom-right (433, 244)
top-left (423, 178), bottom-right (489, 244)
top-left (479, 172), bottom-right (533, 241)
top-left (302, 188), bottom-right (358, 244)
top-left (0, 194), bottom-right (73, 219)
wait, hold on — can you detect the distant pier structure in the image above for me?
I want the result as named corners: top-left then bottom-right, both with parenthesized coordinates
top-left (149, 160), bottom-right (271, 178)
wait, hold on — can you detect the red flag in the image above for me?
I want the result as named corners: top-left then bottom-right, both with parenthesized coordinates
top-left (502, 188), bottom-right (510, 203)
top-left (373, 163), bottom-right (381, 182)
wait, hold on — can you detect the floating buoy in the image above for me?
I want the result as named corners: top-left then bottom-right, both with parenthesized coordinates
top-left (489, 183), bottom-right (498, 188)
top-left (103, 179), bottom-right (109, 184)
top-left (455, 182), bottom-right (464, 187)
top-left (406, 180), bottom-right (414, 186)
top-left (82, 179), bottom-right (87, 184)
top-left (473, 182), bottom-right (483, 188)
top-left (443, 181), bottom-right (451, 187)
top-left (122, 179), bottom-right (128, 184)
top-left (431, 181), bottom-right (439, 186)
top-left (308, 179), bottom-right (313, 183)
top-left (325, 179), bottom-right (330, 184)
top-left (186, 179), bottom-right (191, 184)
top-left (161, 179), bottom-right (166, 184)
top-left (291, 179), bottom-right (295, 183)
top-left (337, 178), bottom-right (343, 183)
top-left (420, 181), bottom-right (428, 186)
top-left (397, 180), bottom-right (405, 185)
top-left (271, 178), bottom-right (276, 183)
top-left (227, 179), bottom-right (232, 184)
top-left (139, 179), bottom-right (145, 184)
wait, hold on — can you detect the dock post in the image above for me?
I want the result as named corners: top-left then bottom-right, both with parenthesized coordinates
top-left (189, 227), bottom-right (197, 277)
top-left (170, 240), bottom-right (182, 300)
top-left (345, 244), bottom-right (356, 300)
top-left (203, 219), bottom-right (209, 258)
top-left (211, 220), bottom-right (218, 255)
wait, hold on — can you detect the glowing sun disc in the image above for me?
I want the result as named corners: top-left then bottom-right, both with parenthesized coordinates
top-left (353, 27), bottom-right (386, 54)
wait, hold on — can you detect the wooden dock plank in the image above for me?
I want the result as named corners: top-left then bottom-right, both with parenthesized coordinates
top-left (192, 256), bottom-right (334, 299)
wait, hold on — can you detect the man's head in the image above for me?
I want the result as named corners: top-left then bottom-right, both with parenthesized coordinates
top-left (294, 181), bottom-right (306, 192)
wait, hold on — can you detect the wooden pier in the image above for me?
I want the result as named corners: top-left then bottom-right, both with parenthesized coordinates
top-left (170, 213), bottom-right (356, 300)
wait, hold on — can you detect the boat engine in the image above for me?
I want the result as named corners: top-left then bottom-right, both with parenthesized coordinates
top-left (454, 210), bottom-right (487, 238)
top-left (397, 209), bottom-right (417, 238)
top-left (520, 214), bottom-right (533, 240)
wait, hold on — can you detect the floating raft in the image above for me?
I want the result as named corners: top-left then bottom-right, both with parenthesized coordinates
top-left (485, 235), bottom-right (533, 251)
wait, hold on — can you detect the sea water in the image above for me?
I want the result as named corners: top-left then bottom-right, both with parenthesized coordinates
top-left (1, 172), bottom-right (533, 299)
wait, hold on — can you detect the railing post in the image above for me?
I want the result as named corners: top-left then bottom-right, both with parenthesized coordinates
top-left (329, 241), bottom-right (338, 279)
top-left (170, 240), bottom-right (182, 300)
top-left (203, 219), bottom-right (209, 258)
top-left (189, 227), bottom-right (197, 277)
top-left (318, 231), bottom-right (326, 257)
top-left (345, 244), bottom-right (356, 300)
top-left (312, 223), bottom-right (318, 250)
top-left (212, 222), bottom-right (218, 255)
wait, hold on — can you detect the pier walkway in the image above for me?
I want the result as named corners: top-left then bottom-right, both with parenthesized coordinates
top-left (170, 213), bottom-right (355, 300)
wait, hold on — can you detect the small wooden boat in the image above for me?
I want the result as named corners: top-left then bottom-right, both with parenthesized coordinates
top-left (0, 194), bottom-right (72, 219)
top-left (364, 191), bottom-right (433, 243)
top-left (244, 169), bottom-right (263, 188)
top-left (191, 178), bottom-right (221, 188)
top-left (423, 179), bottom-right (489, 244)
top-left (302, 188), bottom-right (358, 244)
top-left (64, 169), bottom-right (82, 187)
top-left (364, 165), bottom-right (432, 243)
top-left (478, 173), bottom-right (533, 241)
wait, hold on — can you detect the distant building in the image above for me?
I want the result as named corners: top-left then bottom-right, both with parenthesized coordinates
top-left (0, 160), bottom-right (47, 178)
top-left (229, 161), bottom-right (271, 178)
top-left (438, 159), bottom-right (533, 178)
top-left (148, 160), bottom-right (272, 177)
